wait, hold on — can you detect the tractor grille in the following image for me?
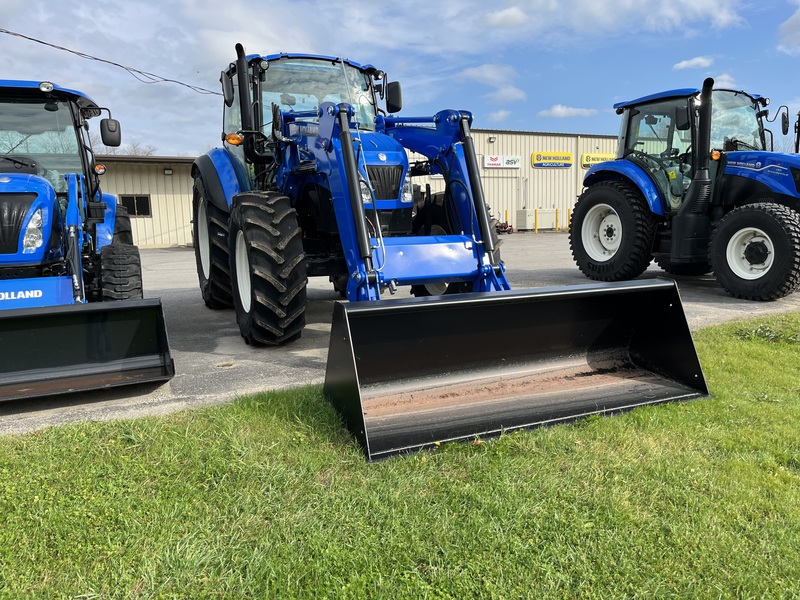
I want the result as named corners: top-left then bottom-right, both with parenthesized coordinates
top-left (0, 193), bottom-right (37, 254)
top-left (366, 165), bottom-right (403, 200)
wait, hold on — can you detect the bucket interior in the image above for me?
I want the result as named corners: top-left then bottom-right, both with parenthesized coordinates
top-left (0, 299), bottom-right (174, 401)
top-left (324, 279), bottom-right (708, 461)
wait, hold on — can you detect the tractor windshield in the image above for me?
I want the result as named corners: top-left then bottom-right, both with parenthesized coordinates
top-left (0, 97), bottom-right (82, 192)
top-left (709, 90), bottom-right (764, 151)
top-left (261, 57), bottom-right (376, 131)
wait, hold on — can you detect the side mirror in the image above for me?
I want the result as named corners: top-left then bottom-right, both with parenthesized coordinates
top-left (674, 106), bottom-right (691, 131)
top-left (386, 81), bottom-right (402, 114)
top-left (100, 118), bottom-right (121, 147)
top-left (782, 111), bottom-right (790, 136)
top-left (221, 71), bottom-right (234, 108)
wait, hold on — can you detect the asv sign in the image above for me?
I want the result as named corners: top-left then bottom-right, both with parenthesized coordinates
top-left (484, 155), bottom-right (521, 169)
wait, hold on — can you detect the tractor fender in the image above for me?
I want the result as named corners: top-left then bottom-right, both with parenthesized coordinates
top-left (95, 192), bottom-right (117, 250)
top-left (192, 150), bottom-right (242, 213)
top-left (583, 161), bottom-right (665, 217)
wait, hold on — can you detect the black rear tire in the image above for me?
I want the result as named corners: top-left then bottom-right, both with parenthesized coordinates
top-left (569, 180), bottom-right (657, 281)
top-left (710, 203), bottom-right (800, 301)
top-left (229, 192), bottom-right (308, 346)
top-left (113, 205), bottom-right (135, 245)
top-left (193, 175), bottom-right (234, 309)
top-left (100, 244), bottom-right (143, 301)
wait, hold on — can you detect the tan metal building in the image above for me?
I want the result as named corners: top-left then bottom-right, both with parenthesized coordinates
top-left (98, 155), bottom-right (195, 248)
top-left (98, 128), bottom-right (617, 248)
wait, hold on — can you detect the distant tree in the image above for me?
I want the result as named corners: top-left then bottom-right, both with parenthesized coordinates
top-left (90, 133), bottom-right (156, 156)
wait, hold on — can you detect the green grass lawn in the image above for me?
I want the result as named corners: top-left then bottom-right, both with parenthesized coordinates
top-left (1, 314), bottom-right (799, 599)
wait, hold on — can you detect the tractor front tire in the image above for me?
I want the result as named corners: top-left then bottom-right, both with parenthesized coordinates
top-left (710, 203), bottom-right (800, 301)
top-left (100, 243), bottom-right (143, 301)
top-left (569, 180), bottom-right (657, 281)
top-left (193, 175), bottom-right (234, 309)
top-left (229, 192), bottom-right (308, 346)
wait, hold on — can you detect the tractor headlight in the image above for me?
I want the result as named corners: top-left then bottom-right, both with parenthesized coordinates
top-left (22, 209), bottom-right (44, 253)
top-left (360, 179), bottom-right (373, 204)
top-left (401, 174), bottom-right (413, 203)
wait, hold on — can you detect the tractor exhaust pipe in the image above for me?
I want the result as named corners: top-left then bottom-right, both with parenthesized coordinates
top-left (324, 279), bottom-right (708, 461)
top-left (672, 77), bottom-right (714, 263)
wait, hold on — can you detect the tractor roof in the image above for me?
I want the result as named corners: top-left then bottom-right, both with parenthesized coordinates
top-left (0, 79), bottom-right (100, 112)
top-left (245, 52), bottom-right (376, 73)
top-left (613, 87), bottom-right (763, 110)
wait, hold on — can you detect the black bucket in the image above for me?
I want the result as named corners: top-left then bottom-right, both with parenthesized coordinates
top-left (0, 298), bottom-right (174, 401)
top-left (324, 278), bottom-right (708, 461)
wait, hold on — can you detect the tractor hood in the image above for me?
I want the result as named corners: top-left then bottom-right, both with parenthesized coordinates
top-left (723, 150), bottom-right (800, 198)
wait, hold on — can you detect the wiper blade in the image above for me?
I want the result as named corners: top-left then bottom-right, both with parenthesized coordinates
top-left (0, 155), bottom-right (36, 168)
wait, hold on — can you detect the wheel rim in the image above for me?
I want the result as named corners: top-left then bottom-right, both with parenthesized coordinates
top-left (198, 201), bottom-right (211, 280)
top-left (725, 226), bottom-right (774, 280)
top-left (235, 230), bottom-right (252, 312)
top-left (582, 203), bottom-right (622, 262)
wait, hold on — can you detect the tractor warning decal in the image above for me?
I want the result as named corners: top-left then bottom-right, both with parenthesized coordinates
top-left (532, 152), bottom-right (573, 168)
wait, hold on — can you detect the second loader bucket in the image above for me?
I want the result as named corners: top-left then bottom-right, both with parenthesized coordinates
top-left (0, 298), bottom-right (175, 402)
top-left (324, 278), bottom-right (708, 461)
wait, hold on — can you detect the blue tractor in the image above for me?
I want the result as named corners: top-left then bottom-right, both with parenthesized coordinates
top-left (192, 44), bottom-right (510, 346)
top-left (194, 44), bottom-right (710, 460)
top-left (0, 80), bottom-right (173, 401)
top-left (570, 78), bottom-right (800, 301)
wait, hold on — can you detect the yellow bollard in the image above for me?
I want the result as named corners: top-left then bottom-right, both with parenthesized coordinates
top-left (534, 209), bottom-right (539, 233)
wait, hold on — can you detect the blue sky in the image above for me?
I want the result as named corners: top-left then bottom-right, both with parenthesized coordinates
top-left (2, 0), bottom-right (800, 155)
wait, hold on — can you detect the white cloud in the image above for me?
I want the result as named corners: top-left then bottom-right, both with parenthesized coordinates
top-left (488, 110), bottom-right (512, 122)
top-left (461, 64), bottom-right (526, 103)
top-left (713, 72), bottom-right (737, 89)
top-left (673, 56), bottom-right (714, 70)
top-left (487, 7), bottom-right (528, 28)
top-left (538, 105), bottom-right (598, 118)
top-left (778, 2), bottom-right (800, 55)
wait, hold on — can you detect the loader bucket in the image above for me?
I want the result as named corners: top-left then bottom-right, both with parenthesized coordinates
top-left (0, 298), bottom-right (174, 402)
top-left (324, 278), bottom-right (708, 461)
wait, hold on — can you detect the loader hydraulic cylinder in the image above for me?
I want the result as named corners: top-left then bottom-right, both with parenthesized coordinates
top-left (337, 105), bottom-right (375, 278)
top-left (459, 114), bottom-right (497, 263)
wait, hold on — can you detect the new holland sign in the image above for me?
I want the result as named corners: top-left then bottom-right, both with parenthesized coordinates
top-left (532, 152), bottom-right (573, 168)
top-left (581, 153), bottom-right (616, 169)
top-left (484, 155), bottom-right (522, 169)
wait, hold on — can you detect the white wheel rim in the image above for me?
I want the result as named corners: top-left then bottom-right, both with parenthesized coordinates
top-left (425, 224), bottom-right (449, 295)
top-left (582, 203), bottom-right (622, 262)
top-left (235, 230), bottom-right (252, 312)
top-left (726, 226), bottom-right (774, 280)
top-left (198, 201), bottom-right (211, 279)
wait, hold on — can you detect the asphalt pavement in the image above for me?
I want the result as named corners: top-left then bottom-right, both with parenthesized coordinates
top-left (1, 232), bottom-right (798, 435)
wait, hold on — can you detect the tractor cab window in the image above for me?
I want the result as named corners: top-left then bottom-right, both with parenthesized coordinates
top-left (623, 98), bottom-right (694, 211)
top-left (0, 97), bottom-right (82, 192)
top-left (260, 58), bottom-right (376, 133)
top-left (624, 99), bottom-right (692, 160)
top-left (709, 90), bottom-right (764, 151)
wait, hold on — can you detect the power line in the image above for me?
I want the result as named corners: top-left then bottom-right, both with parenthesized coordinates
top-left (0, 27), bottom-right (221, 96)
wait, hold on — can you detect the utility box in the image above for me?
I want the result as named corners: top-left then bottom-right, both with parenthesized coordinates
top-left (517, 209), bottom-right (556, 230)
top-left (516, 209), bottom-right (535, 230)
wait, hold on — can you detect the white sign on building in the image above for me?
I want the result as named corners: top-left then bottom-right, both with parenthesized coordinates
top-left (484, 155), bottom-right (522, 169)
